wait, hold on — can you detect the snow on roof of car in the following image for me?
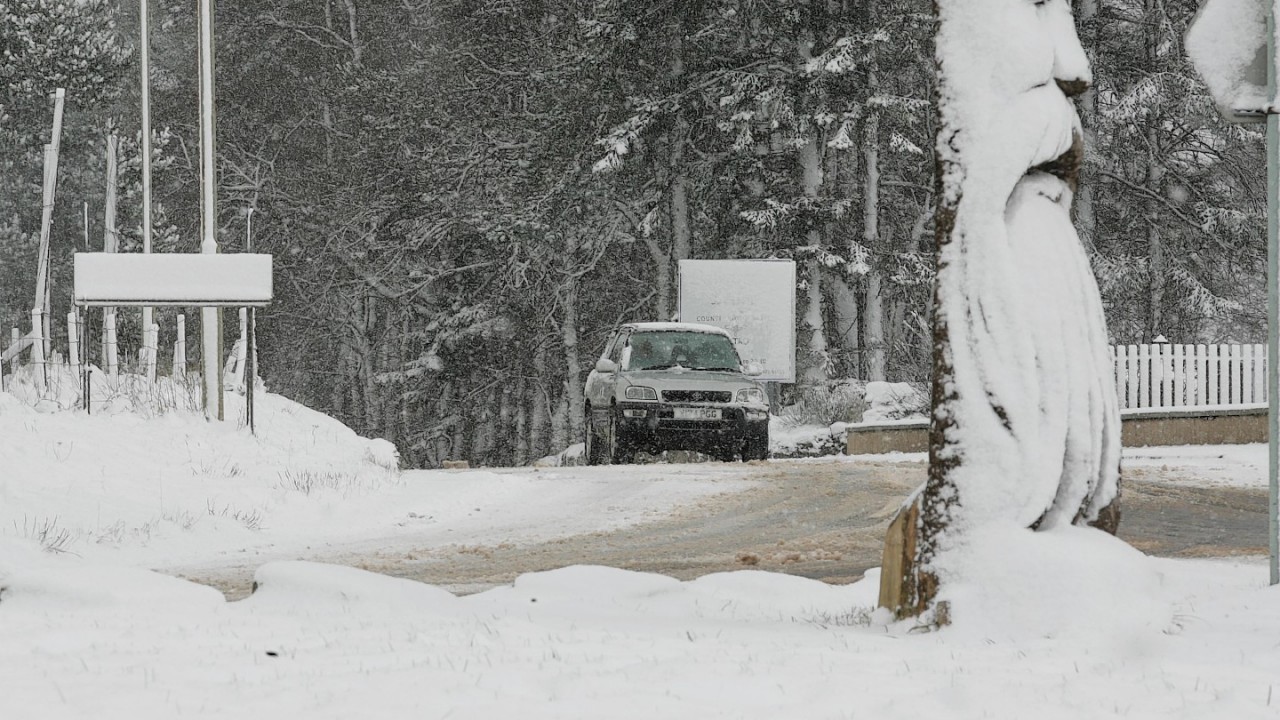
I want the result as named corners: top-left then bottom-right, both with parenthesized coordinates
top-left (624, 322), bottom-right (732, 336)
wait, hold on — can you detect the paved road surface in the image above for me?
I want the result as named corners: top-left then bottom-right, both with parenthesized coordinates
top-left (187, 459), bottom-right (1270, 600)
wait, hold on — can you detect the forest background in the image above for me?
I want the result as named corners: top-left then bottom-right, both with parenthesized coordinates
top-left (0, 0), bottom-right (1266, 468)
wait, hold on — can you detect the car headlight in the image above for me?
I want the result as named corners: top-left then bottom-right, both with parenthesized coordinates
top-left (624, 385), bottom-right (658, 401)
top-left (736, 388), bottom-right (766, 404)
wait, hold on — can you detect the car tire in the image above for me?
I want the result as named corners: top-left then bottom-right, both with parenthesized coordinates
top-left (608, 409), bottom-right (634, 465)
top-left (743, 432), bottom-right (769, 461)
top-left (585, 405), bottom-right (606, 466)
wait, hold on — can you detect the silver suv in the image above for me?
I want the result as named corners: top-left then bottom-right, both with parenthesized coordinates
top-left (583, 322), bottom-right (770, 464)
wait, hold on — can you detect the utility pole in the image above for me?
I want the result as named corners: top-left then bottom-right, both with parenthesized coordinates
top-left (198, 0), bottom-right (222, 420)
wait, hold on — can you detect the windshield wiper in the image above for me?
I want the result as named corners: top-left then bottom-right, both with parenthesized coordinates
top-left (695, 366), bottom-right (737, 372)
top-left (640, 364), bottom-right (676, 370)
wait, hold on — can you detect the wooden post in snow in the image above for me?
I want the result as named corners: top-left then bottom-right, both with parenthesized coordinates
top-left (67, 310), bottom-right (80, 373)
top-left (173, 314), bottom-right (187, 378)
top-left (144, 321), bottom-right (159, 382)
top-left (236, 307), bottom-right (248, 391)
top-left (31, 89), bottom-right (65, 389)
top-left (102, 130), bottom-right (120, 375)
top-left (104, 311), bottom-right (119, 379)
top-left (29, 307), bottom-right (45, 392)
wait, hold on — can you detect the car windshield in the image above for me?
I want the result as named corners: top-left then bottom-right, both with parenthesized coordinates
top-left (626, 331), bottom-right (741, 371)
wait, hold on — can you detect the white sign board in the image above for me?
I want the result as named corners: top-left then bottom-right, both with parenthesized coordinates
top-left (678, 259), bottom-right (796, 383)
top-left (1186, 0), bottom-right (1270, 123)
top-left (74, 253), bottom-right (273, 306)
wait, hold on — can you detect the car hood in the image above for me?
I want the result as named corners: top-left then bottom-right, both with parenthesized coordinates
top-left (621, 369), bottom-right (753, 388)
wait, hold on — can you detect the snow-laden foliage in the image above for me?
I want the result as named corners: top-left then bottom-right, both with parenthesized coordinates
top-left (0, 0), bottom-right (1261, 469)
top-left (1086, 0), bottom-right (1265, 343)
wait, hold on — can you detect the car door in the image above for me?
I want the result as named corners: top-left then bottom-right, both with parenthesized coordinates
top-left (585, 329), bottom-right (625, 407)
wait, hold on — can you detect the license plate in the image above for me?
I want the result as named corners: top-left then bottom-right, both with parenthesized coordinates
top-left (674, 407), bottom-right (721, 420)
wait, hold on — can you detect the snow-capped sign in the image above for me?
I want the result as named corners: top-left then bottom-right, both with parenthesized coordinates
top-left (1185, 0), bottom-right (1270, 124)
top-left (74, 253), bottom-right (273, 306)
top-left (677, 259), bottom-right (796, 383)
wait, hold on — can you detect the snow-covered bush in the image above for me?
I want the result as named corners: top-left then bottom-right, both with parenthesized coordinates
top-left (861, 381), bottom-right (927, 422)
top-left (777, 380), bottom-right (868, 428)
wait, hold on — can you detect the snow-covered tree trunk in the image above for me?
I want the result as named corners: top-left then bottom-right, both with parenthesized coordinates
top-left (800, 132), bottom-right (829, 386)
top-left (1143, 0), bottom-right (1165, 340)
top-left (560, 235), bottom-right (584, 445)
top-left (647, 239), bottom-right (673, 322)
top-left (1074, 0), bottom-right (1098, 253)
top-left (798, 24), bottom-right (829, 387)
top-left (666, 29), bottom-right (692, 323)
top-left (550, 384), bottom-right (569, 453)
top-left (882, 0), bottom-right (1122, 620)
top-left (514, 374), bottom-right (529, 466)
top-left (863, 68), bottom-right (887, 382)
top-left (530, 342), bottom-right (550, 460)
top-left (831, 277), bottom-right (860, 375)
top-left (832, 129), bottom-right (861, 376)
top-left (358, 297), bottom-right (380, 434)
top-left (670, 116), bottom-right (692, 293)
top-left (1147, 128), bottom-right (1166, 340)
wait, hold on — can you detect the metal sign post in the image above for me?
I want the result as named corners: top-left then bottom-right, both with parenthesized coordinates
top-left (1268, 1), bottom-right (1279, 587)
top-left (197, 0), bottom-right (220, 420)
top-left (1187, 0), bottom-right (1279, 585)
top-left (140, 0), bottom-right (155, 382)
top-left (245, 208), bottom-right (256, 435)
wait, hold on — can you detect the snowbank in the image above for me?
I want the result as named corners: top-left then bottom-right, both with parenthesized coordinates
top-left (0, 374), bottom-right (400, 566)
top-left (1, 533), bottom-right (1277, 719)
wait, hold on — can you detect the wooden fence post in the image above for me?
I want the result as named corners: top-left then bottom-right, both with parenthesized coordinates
top-left (143, 320), bottom-right (158, 382)
top-left (104, 311), bottom-right (118, 378)
top-left (173, 314), bottom-right (186, 378)
top-left (30, 308), bottom-right (45, 392)
top-left (67, 310), bottom-right (80, 373)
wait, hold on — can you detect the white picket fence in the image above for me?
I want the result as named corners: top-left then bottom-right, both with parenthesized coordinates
top-left (1112, 343), bottom-right (1268, 410)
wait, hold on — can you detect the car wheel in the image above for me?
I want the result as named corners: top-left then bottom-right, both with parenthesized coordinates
top-left (743, 432), bottom-right (769, 461)
top-left (608, 409), bottom-right (634, 465)
top-left (585, 405), bottom-right (605, 466)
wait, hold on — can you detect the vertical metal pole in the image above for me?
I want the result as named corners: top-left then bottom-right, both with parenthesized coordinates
top-left (245, 208), bottom-right (255, 434)
top-left (198, 0), bottom-right (222, 420)
top-left (140, 0), bottom-right (154, 380)
top-left (1268, 1), bottom-right (1279, 586)
top-left (81, 306), bottom-right (90, 414)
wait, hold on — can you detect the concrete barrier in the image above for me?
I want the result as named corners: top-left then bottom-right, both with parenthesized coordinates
top-left (846, 404), bottom-right (1268, 455)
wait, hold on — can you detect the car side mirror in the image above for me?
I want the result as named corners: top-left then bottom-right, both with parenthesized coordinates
top-left (742, 362), bottom-right (764, 377)
top-left (595, 358), bottom-right (618, 374)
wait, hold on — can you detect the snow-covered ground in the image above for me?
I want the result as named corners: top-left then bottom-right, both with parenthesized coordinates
top-left (2, 387), bottom-right (1278, 719)
top-left (0, 381), bottom-right (754, 571)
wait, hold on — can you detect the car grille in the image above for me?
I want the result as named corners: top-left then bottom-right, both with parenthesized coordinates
top-left (662, 390), bottom-right (732, 403)
top-left (659, 419), bottom-right (731, 431)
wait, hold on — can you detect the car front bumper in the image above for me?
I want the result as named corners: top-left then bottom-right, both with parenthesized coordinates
top-left (615, 402), bottom-right (769, 453)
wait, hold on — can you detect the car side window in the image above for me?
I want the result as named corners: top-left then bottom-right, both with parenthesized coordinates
top-left (609, 331), bottom-right (630, 364)
top-left (600, 332), bottom-right (621, 363)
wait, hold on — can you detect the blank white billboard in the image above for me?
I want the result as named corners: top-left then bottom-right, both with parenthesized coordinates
top-left (74, 253), bottom-right (273, 306)
top-left (678, 259), bottom-right (796, 383)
